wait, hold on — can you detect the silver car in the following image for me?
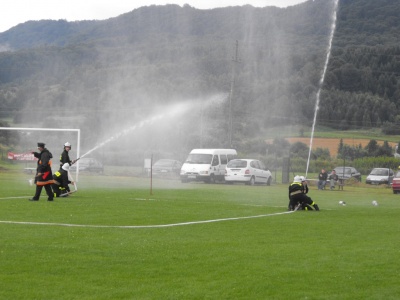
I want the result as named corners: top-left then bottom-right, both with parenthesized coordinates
top-left (152, 159), bottom-right (182, 176)
top-left (225, 159), bottom-right (272, 185)
top-left (366, 168), bottom-right (394, 185)
top-left (70, 157), bottom-right (104, 173)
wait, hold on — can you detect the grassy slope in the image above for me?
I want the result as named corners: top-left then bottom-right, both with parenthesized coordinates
top-left (0, 171), bottom-right (399, 299)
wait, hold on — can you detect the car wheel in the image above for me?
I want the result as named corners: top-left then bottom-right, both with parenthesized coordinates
top-left (209, 174), bottom-right (216, 184)
top-left (249, 176), bottom-right (255, 186)
top-left (205, 174), bottom-right (215, 183)
top-left (266, 177), bottom-right (272, 186)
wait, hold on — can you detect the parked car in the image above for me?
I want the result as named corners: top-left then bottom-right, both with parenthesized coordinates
top-left (180, 149), bottom-right (237, 183)
top-left (70, 157), bottom-right (104, 173)
top-left (366, 168), bottom-right (394, 185)
top-left (333, 166), bottom-right (361, 182)
top-left (392, 171), bottom-right (400, 194)
top-left (225, 159), bottom-right (272, 185)
top-left (152, 159), bottom-right (182, 176)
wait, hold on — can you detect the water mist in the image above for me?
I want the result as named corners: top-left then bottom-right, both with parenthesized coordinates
top-left (78, 94), bottom-right (228, 159)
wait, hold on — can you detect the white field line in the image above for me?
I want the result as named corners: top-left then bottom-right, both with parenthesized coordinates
top-left (0, 195), bottom-right (142, 201)
top-left (0, 211), bottom-right (293, 229)
top-left (0, 196), bottom-right (32, 200)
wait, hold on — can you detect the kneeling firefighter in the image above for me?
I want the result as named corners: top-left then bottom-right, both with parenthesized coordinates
top-left (288, 175), bottom-right (319, 211)
top-left (53, 163), bottom-right (73, 197)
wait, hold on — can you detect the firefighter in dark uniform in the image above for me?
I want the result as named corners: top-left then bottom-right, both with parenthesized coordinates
top-left (299, 176), bottom-right (318, 210)
top-left (60, 142), bottom-right (76, 168)
top-left (288, 175), bottom-right (319, 211)
top-left (29, 142), bottom-right (54, 201)
top-left (53, 163), bottom-right (73, 197)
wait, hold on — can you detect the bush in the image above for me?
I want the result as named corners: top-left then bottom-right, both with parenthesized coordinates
top-left (250, 154), bottom-right (400, 179)
top-left (382, 121), bottom-right (400, 135)
top-left (354, 156), bottom-right (400, 174)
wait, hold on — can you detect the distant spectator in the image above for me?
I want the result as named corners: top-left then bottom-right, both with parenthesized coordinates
top-left (318, 168), bottom-right (328, 190)
top-left (328, 170), bottom-right (339, 190)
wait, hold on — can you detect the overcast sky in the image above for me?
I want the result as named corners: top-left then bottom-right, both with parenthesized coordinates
top-left (0, 0), bottom-right (308, 33)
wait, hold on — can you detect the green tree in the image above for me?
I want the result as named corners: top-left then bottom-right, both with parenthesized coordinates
top-left (365, 139), bottom-right (379, 156)
top-left (376, 141), bottom-right (393, 157)
top-left (290, 142), bottom-right (309, 159)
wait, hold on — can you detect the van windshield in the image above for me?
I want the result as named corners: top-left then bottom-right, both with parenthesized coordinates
top-left (185, 154), bottom-right (212, 164)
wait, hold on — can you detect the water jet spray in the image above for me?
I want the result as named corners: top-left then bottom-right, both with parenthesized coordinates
top-left (305, 0), bottom-right (339, 177)
top-left (78, 94), bottom-right (228, 160)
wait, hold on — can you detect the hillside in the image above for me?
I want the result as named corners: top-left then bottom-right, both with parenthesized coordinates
top-left (0, 0), bottom-right (399, 158)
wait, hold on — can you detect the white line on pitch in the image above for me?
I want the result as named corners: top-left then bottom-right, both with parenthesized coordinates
top-left (0, 196), bottom-right (32, 200)
top-left (0, 211), bottom-right (293, 229)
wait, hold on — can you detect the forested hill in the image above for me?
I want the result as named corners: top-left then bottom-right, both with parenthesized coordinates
top-left (0, 0), bottom-right (399, 151)
top-left (319, 0), bottom-right (400, 132)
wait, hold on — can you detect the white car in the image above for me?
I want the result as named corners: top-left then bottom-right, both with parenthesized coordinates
top-left (225, 159), bottom-right (272, 185)
top-left (366, 168), bottom-right (394, 185)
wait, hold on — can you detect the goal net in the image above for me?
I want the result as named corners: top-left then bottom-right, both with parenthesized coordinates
top-left (0, 127), bottom-right (81, 181)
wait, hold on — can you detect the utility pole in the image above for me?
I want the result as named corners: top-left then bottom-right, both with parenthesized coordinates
top-left (200, 105), bottom-right (204, 148)
top-left (228, 40), bottom-right (240, 148)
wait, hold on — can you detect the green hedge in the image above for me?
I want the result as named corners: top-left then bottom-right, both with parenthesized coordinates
top-left (260, 155), bottom-right (400, 175)
top-left (353, 157), bottom-right (400, 174)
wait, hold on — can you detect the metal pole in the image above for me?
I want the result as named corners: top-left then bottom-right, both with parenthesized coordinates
top-left (200, 106), bottom-right (203, 148)
top-left (228, 77), bottom-right (234, 148)
top-left (228, 40), bottom-right (240, 148)
top-left (150, 154), bottom-right (153, 196)
top-left (76, 129), bottom-right (80, 182)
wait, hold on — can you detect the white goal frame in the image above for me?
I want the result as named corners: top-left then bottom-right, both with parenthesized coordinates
top-left (0, 127), bottom-right (81, 181)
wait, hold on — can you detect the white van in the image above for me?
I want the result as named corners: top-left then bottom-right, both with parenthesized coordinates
top-left (180, 149), bottom-right (237, 183)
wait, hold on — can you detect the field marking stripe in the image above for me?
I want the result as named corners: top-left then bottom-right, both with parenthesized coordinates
top-left (0, 196), bottom-right (32, 200)
top-left (0, 211), bottom-right (293, 229)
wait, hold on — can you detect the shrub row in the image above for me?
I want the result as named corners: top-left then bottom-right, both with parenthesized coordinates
top-left (261, 155), bottom-right (400, 175)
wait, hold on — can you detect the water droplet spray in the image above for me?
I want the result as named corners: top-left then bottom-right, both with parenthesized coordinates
top-left (306, 0), bottom-right (339, 177)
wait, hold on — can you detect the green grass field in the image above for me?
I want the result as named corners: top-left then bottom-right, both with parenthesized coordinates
top-left (1, 171), bottom-right (399, 299)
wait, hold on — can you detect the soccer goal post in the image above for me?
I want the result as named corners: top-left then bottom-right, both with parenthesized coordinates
top-left (0, 127), bottom-right (81, 181)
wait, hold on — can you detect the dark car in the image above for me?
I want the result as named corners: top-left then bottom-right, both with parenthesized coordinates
top-left (152, 159), bottom-right (182, 176)
top-left (70, 157), bottom-right (104, 173)
top-left (333, 166), bottom-right (361, 182)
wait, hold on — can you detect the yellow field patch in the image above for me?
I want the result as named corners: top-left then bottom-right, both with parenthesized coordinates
top-left (267, 138), bottom-right (397, 157)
